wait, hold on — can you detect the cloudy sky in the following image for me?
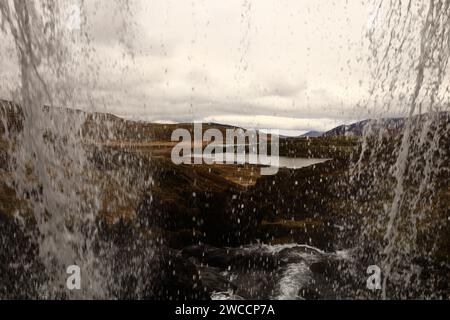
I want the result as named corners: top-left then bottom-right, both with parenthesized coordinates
top-left (1, 0), bottom-right (376, 134)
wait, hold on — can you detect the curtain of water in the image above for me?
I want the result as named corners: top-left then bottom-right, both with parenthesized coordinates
top-left (0, 0), bottom-right (161, 299)
top-left (0, 0), bottom-right (115, 298)
top-left (356, 0), bottom-right (450, 298)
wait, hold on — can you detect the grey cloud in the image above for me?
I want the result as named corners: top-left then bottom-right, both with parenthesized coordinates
top-left (261, 79), bottom-right (307, 98)
top-left (84, 1), bottom-right (176, 58)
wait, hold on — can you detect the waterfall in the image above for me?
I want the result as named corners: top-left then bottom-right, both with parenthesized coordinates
top-left (0, 0), bottom-right (136, 298)
top-left (355, 0), bottom-right (450, 298)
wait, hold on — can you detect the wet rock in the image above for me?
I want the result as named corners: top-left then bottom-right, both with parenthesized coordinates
top-left (181, 245), bottom-right (235, 268)
top-left (197, 266), bottom-right (236, 294)
top-left (181, 244), bottom-right (223, 259)
top-left (181, 244), bottom-right (281, 271)
top-left (298, 287), bottom-right (321, 300)
top-left (233, 270), bottom-right (278, 299)
top-left (112, 245), bottom-right (210, 300)
top-left (102, 224), bottom-right (210, 300)
top-left (232, 251), bottom-right (281, 271)
top-left (277, 246), bottom-right (318, 264)
top-left (309, 259), bottom-right (339, 278)
top-left (0, 213), bottom-right (44, 299)
top-left (149, 250), bottom-right (210, 300)
top-left (257, 218), bottom-right (335, 251)
top-left (197, 190), bottom-right (267, 246)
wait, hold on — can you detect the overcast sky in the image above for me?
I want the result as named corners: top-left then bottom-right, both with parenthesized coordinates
top-left (1, 0), bottom-right (376, 134)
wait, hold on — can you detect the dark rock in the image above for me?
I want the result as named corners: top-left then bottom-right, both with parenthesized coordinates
top-left (102, 224), bottom-right (210, 300)
top-left (148, 250), bottom-right (210, 300)
top-left (0, 213), bottom-right (44, 299)
top-left (111, 245), bottom-right (210, 300)
top-left (181, 244), bottom-right (281, 271)
top-left (298, 287), bottom-right (321, 300)
top-left (233, 270), bottom-right (278, 299)
top-left (181, 244), bottom-right (222, 259)
top-left (277, 246), bottom-right (318, 264)
top-left (197, 266), bottom-right (236, 294)
top-left (309, 259), bottom-right (339, 278)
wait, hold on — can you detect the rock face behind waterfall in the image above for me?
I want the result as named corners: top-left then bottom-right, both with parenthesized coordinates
top-left (0, 205), bottom-right (44, 298)
top-left (99, 220), bottom-right (210, 299)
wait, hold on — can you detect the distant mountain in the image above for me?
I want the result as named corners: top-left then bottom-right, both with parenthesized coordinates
top-left (324, 113), bottom-right (450, 137)
top-left (324, 118), bottom-right (404, 137)
top-left (324, 119), bottom-right (369, 137)
top-left (300, 131), bottom-right (323, 138)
